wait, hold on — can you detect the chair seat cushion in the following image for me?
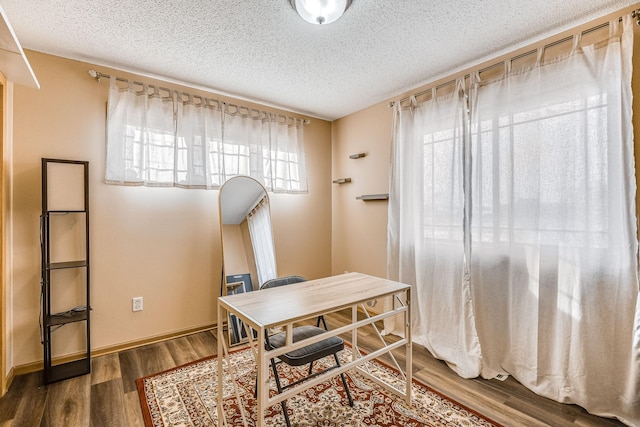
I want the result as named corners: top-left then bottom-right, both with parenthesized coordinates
top-left (267, 325), bottom-right (344, 366)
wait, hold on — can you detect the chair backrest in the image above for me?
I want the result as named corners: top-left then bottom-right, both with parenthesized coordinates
top-left (260, 275), bottom-right (306, 290)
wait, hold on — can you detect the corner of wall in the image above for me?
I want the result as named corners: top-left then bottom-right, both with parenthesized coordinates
top-left (1, 75), bottom-right (15, 394)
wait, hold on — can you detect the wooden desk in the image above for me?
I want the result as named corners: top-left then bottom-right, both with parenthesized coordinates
top-left (216, 272), bottom-right (412, 427)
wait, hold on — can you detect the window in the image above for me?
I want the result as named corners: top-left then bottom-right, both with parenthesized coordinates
top-left (106, 79), bottom-right (308, 193)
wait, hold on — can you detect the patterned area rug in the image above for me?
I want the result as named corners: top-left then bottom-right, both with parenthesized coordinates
top-left (137, 346), bottom-right (501, 426)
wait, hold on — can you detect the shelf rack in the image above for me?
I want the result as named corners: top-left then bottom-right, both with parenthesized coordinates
top-left (40, 158), bottom-right (91, 384)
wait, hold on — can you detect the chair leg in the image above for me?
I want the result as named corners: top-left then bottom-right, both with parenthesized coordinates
top-left (334, 354), bottom-right (354, 407)
top-left (317, 315), bottom-right (328, 330)
top-left (280, 400), bottom-right (291, 427)
top-left (270, 359), bottom-right (292, 427)
top-left (308, 360), bottom-right (314, 375)
top-left (340, 372), bottom-right (354, 407)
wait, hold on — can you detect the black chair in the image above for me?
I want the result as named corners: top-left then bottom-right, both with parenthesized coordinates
top-left (257, 275), bottom-right (353, 427)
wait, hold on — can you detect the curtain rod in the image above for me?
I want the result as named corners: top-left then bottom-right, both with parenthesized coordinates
top-left (388, 15), bottom-right (629, 108)
top-left (87, 69), bottom-right (311, 124)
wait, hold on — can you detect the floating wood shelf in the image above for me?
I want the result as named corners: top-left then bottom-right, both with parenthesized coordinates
top-left (356, 194), bottom-right (389, 201)
top-left (332, 178), bottom-right (352, 184)
top-left (349, 153), bottom-right (366, 159)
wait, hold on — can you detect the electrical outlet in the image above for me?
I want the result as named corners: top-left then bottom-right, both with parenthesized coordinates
top-left (132, 297), bottom-right (143, 312)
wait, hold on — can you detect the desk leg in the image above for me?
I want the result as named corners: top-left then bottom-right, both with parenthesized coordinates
top-left (405, 288), bottom-right (412, 404)
top-left (351, 305), bottom-right (358, 361)
top-left (217, 303), bottom-right (226, 426)
top-left (256, 327), bottom-right (266, 427)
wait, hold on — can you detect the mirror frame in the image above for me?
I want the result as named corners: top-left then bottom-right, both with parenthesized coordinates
top-left (218, 175), bottom-right (276, 346)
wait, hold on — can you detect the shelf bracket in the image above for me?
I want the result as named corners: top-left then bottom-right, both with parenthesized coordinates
top-left (356, 194), bottom-right (389, 201)
top-left (332, 178), bottom-right (352, 184)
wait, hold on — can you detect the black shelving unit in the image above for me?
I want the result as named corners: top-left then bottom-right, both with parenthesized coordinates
top-left (40, 158), bottom-right (90, 384)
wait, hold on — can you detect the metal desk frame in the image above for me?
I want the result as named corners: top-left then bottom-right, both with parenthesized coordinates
top-left (216, 272), bottom-right (412, 427)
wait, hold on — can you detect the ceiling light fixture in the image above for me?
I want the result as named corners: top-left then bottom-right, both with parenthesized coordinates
top-left (290, 0), bottom-right (352, 25)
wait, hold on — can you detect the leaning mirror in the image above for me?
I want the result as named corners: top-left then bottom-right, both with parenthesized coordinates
top-left (219, 175), bottom-right (277, 346)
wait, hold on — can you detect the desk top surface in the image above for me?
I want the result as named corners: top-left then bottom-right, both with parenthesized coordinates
top-left (218, 272), bottom-right (409, 328)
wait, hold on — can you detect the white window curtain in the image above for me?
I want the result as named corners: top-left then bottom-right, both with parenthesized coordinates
top-left (247, 199), bottom-right (277, 286)
top-left (105, 77), bottom-right (308, 193)
top-left (105, 82), bottom-right (175, 184)
top-left (387, 79), bottom-right (482, 379)
top-left (175, 96), bottom-right (224, 187)
top-left (387, 16), bottom-right (639, 425)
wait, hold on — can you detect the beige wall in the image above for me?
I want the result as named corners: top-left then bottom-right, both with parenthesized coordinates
top-left (221, 224), bottom-right (250, 276)
top-left (331, 103), bottom-right (391, 278)
top-left (239, 219), bottom-right (258, 289)
top-left (271, 121), bottom-right (333, 280)
top-left (9, 51), bottom-right (332, 368)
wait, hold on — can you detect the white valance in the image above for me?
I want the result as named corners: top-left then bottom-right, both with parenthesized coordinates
top-left (105, 77), bottom-right (308, 193)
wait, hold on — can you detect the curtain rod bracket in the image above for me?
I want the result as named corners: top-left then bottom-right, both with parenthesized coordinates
top-left (88, 69), bottom-right (101, 83)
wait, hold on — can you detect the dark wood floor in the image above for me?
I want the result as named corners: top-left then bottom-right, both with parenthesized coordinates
top-left (0, 311), bottom-right (627, 426)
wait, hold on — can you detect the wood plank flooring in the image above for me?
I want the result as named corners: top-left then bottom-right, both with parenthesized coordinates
top-left (0, 311), bottom-right (627, 426)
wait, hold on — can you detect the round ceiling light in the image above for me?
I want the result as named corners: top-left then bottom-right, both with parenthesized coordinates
top-left (290, 0), bottom-right (353, 25)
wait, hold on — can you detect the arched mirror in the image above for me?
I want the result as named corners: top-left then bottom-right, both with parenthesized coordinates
top-left (219, 175), bottom-right (277, 345)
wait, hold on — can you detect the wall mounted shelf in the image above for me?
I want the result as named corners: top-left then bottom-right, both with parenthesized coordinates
top-left (332, 178), bottom-right (352, 184)
top-left (356, 194), bottom-right (389, 201)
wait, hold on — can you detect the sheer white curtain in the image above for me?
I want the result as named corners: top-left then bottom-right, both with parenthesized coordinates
top-left (469, 18), bottom-right (638, 424)
top-left (247, 199), bottom-right (277, 286)
top-left (105, 80), bottom-right (175, 184)
top-left (387, 79), bottom-right (482, 378)
top-left (388, 17), bottom-right (639, 424)
top-left (176, 96), bottom-right (224, 187)
top-left (222, 106), bottom-right (269, 183)
top-left (106, 77), bottom-right (308, 192)
top-left (269, 116), bottom-right (308, 193)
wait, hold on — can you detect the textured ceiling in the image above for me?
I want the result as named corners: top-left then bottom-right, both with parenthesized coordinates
top-left (2, 0), bottom-right (637, 120)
